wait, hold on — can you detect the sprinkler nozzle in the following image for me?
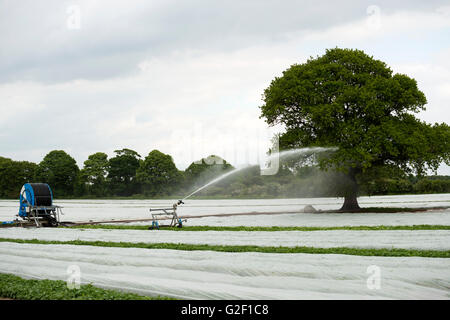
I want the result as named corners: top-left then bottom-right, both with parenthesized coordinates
top-left (177, 200), bottom-right (185, 205)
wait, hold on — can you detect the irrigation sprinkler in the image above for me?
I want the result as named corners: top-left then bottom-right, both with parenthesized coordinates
top-left (148, 200), bottom-right (187, 229)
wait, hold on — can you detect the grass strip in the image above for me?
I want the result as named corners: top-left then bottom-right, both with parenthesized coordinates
top-left (328, 206), bottom-right (449, 213)
top-left (0, 237), bottom-right (448, 258)
top-left (65, 224), bottom-right (450, 232)
top-left (0, 272), bottom-right (173, 300)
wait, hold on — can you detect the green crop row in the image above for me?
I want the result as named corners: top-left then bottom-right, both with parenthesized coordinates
top-left (0, 237), bottom-right (448, 258)
top-left (0, 273), bottom-right (174, 300)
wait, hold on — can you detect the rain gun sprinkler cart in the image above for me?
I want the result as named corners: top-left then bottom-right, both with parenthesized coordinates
top-left (17, 183), bottom-right (63, 227)
top-left (149, 200), bottom-right (186, 229)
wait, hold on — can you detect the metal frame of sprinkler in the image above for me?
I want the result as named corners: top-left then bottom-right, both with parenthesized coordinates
top-left (148, 200), bottom-right (187, 229)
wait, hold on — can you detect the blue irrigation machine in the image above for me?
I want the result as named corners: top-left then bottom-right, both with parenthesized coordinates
top-left (17, 183), bottom-right (63, 227)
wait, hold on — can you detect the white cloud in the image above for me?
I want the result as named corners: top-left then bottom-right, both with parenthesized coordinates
top-left (300, 5), bottom-right (450, 43)
top-left (1, 1), bottom-right (449, 175)
top-left (0, 47), bottom-right (289, 169)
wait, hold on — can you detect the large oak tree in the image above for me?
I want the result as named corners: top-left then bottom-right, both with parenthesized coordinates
top-left (260, 48), bottom-right (450, 210)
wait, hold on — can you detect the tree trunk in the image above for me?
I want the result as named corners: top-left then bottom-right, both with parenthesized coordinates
top-left (340, 193), bottom-right (360, 211)
top-left (339, 168), bottom-right (361, 212)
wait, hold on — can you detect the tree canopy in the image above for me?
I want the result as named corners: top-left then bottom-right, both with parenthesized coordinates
top-left (136, 150), bottom-right (182, 196)
top-left (260, 48), bottom-right (450, 210)
top-left (36, 150), bottom-right (79, 197)
top-left (107, 148), bottom-right (141, 196)
top-left (0, 157), bottom-right (37, 198)
top-left (185, 155), bottom-right (233, 183)
top-left (1, 148), bottom-right (449, 199)
top-left (80, 152), bottom-right (109, 197)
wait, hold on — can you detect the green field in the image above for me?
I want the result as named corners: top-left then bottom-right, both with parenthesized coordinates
top-left (0, 237), bottom-right (448, 258)
top-left (0, 273), bottom-right (173, 300)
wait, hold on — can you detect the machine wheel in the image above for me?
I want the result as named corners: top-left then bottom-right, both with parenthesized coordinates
top-left (45, 217), bottom-right (59, 227)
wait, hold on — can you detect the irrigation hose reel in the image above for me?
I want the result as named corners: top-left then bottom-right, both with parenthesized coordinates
top-left (18, 183), bottom-right (63, 227)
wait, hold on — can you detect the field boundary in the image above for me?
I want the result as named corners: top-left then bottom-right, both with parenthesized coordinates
top-left (59, 206), bottom-right (450, 226)
top-left (65, 224), bottom-right (450, 232)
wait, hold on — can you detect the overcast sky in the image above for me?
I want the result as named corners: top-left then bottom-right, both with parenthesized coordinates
top-left (1, 0), bottom-right (449, 173)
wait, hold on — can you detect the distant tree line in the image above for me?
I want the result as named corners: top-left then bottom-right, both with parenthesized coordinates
top-left (0, 149), bottom-right (449, 199)
top-left (0, 150), bottom-right (232, 198)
